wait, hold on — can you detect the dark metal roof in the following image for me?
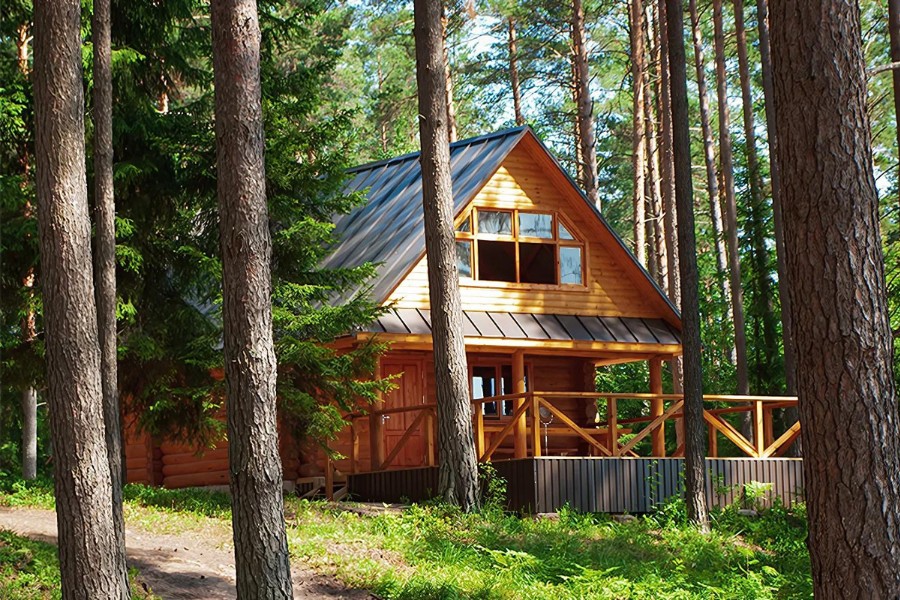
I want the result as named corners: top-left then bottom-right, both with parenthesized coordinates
top-left (365, 309), bottom-right (681, 346)
top-left (322, 127), bottom-right (529, 304)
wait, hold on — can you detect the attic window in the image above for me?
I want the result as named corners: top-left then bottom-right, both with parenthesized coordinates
top-left (455, 208), bottom-right (585, 286)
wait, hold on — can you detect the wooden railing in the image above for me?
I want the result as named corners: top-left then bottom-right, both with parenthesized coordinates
top-left (341, 392), bottom-right (800, 473)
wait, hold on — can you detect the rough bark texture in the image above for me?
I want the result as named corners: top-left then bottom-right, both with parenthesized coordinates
top-left (210, 0), bottom-right (293, 597)
top-left (571, 0), bottom-right (599, 209)
top-left (16, 25), bottom-right (38, 483)
top-left (92, 0), bottom-right (129, 594)
top-left (20, 388), bottom-right (37, 480)
top-left (688, 0), bottom-right (731, 319)
top-left (642, 10), bottom-right (666, 289)
top-left (890, 0), bottom-right (900, 207)
top-left (755, 0), bottom-right (798, 451)
top-left (712, 0), bottom-right (749, 397)
top-left (441, 14), bottom-right (458, 143)
top-left (414, 0), bottom-right (480, 512)
top-left (664, 0), bottom-right (709, 532)
top-left (508, 17), bottom-right (525, 126)
top-left (33, 0), bottom-right (129, 595)
top-left (732, 0), bottom-right (778, 394)
top-left (770, 0), bottom-right (900, 593)
top-left (656, 0), bottom-right (683, 395)
top-left (630, 0), bottom-right (647, 266)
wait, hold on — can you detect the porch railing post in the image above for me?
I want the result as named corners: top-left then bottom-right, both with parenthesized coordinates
top-left (512, 350), bottom-right (527, 459)
top-left (475, 401), bottom-right (484, 460)
top-left (425, 409), bottom-right (435, 466)
top-left (754, 400), bottom-right (764, 457)
top-left (649, 358), bottom-right (665, 457)
top-left (370, 360), bottom-right (385, 471)
top-left (531, 393), bottom-right (542, 457)
top-left (607, 396), bottom-right (618, 456)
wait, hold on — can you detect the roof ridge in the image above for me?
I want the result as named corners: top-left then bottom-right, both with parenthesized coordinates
top-left (346, 125), bottom-right (531, 174)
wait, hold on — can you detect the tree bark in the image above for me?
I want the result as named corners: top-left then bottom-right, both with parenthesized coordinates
top-left (656, 0), bottom-right (683, 397)
top-left (507, 17), bottom-right (525, 126)
top-left (20, 388), bottom-right (37, 480)
top-left (92, 0), bottom-right (129, 593)
top-left (770, 0), bottom-right (900, 592)
top-left (665, 0), bottom-right (710, 532)
top-left (571, 0), bottom-right (600, 209)
top-left (712, 0), bottom-right (749, 397)
top-left (210, 0), bottom-right (293, 597)
top-left (33, 0), bottom-right (128, 595)
top-left (688, 0), bottom-right (731, 320)
top-left (755, 0), bottom-right (798, 451)
top-left (629, 0), bottom-right (647, 266)
top-left (441, 14), bottom-right (458, 142)
top-left (571, 58), bottom-right (585, 185)
top-left (733, 0), bottom-right (778, 397)
top-left (16, 23), bottom-right (39, 483)
top-left (889, 0), bottom-right (900, 208)
top-left (643, 13), bottom-right (667, 289)
top-left (413, 0), bottom-right (479, 512)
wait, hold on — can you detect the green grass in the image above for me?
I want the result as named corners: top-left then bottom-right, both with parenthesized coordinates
top-left (0, 478), bottom-right (812, 599)
top-left (0, 530), bottom-right (158, 599)
top-left (284, 500), bottom-right (813, 599)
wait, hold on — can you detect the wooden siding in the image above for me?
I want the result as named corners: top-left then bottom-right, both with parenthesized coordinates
top-left (347, 457), bottom-right (805, 513)
top-left (387, 145), bottom-right (668, 321)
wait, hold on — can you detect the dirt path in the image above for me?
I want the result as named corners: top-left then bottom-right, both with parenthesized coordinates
top-left (0, 506), bottom-right (374, 600)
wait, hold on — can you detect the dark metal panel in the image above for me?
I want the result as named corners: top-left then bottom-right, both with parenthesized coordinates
top-left (397, 309), bottom-right (431, 334)
top-left (466, 312), bottom-right (504, 337)
top-left (555, 315), bottom-right (595, 341)
top-left (603, 318), bottom-right (639, 343)
top-left (620, 318), bottom-right (659, 344)
top-left (577, 316), bottom-right (616, 342)
top-left (642, 319), bottom-right (681, 344)
top-left (377, 309), bottom-right (410, 334)
top-left (532, 314), bottom-right (572, 341)
top-left (489, 312), bottom-right (528, 338)
top-left (511, 313), bottom-right (550, 339)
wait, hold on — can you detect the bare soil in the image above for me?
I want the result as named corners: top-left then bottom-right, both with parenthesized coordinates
top-left (0, 506), bottom-right (375, 600)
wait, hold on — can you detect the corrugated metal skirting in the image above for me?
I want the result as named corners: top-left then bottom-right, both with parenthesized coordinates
top-left (347, 457), bottom-right (804, 514)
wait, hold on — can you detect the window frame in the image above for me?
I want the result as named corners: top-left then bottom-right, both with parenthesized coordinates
top-left (454, 207), bottom-right (587, 289)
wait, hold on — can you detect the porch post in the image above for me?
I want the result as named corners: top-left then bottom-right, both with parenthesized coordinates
top-left (649, 358), bottom-right (665, 457)
top-left (512, 349), bottom-right (527, 458)
top-left (370, 359), bottom-right (385, 470)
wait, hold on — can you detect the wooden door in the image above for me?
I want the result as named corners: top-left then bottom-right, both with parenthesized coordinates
top-left (382, 358), bottom-right (427, 467)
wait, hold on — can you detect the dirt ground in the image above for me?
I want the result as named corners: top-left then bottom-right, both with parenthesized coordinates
top-left (0, 506), bottom-right (375, 600)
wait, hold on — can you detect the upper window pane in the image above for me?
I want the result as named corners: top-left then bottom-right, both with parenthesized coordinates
top-left (558, 222), bottom-right (575, 240)
top-left (478, 210), bottom-right (512, 235)
top-left (560, 246), bottom-right (583, 285)
top-left (456, 215), bottom-right (471, 233)
top-left (456, 240), bottom-right (472, 278)
top-left (519, 213), bottom-right (553, 239)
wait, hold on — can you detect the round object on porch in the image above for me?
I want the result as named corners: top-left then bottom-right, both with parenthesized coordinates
top-left (585, 402), bottom-right (599, 424)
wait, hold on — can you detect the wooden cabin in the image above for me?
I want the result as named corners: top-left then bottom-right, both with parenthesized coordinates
top-left (124, 127), bottom-right (803, 512)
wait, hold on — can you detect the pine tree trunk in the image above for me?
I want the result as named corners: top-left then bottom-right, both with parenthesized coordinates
top-left (33, 0), bottom-right (128, 595)
top-left (656, 0), bottom-right (683, 396)
top-left (688, 0), bottom-right (731, 320)
top-left (755, 0), bottom-right (799, 452)
top-left (889, 0), bottom-right (900, 207)
top-left (92, 0), bottom-right (129, 593)
top-left (664, 0), bottom-right (709, 532)
top-left (770, 0), bottom-right (900, 591)
top-left (413, 0), bottom-right (479, 512)
top-left (441, 14), bottom-right (458, 142)
top-left (508, 17), bottom-right (525, 126)
top-left (571, 59), bottom-right (585, 185)
top-left (755, 0), bottom-right (796, 400)
top-left (20, 388), bottom-right (37, 480)
top-left (210, 0), bottom-right (293, 596)
top-left (630, 0), bottom-right (647, 266)
top-left (571, 0), bottom-right (600, 209)
top-left (712, 0), bottom-right (749, 397)
top-left (16, 25), bottom-right (39, 483)
top-left (643, 15), bottom-right (667, 288)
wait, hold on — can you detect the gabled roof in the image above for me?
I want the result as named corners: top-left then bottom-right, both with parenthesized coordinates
top-left (324, 126), bottom-right (680, 325)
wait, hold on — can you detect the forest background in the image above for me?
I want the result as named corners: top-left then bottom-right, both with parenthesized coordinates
top-left (1, 0), bottom-right (899, 467)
